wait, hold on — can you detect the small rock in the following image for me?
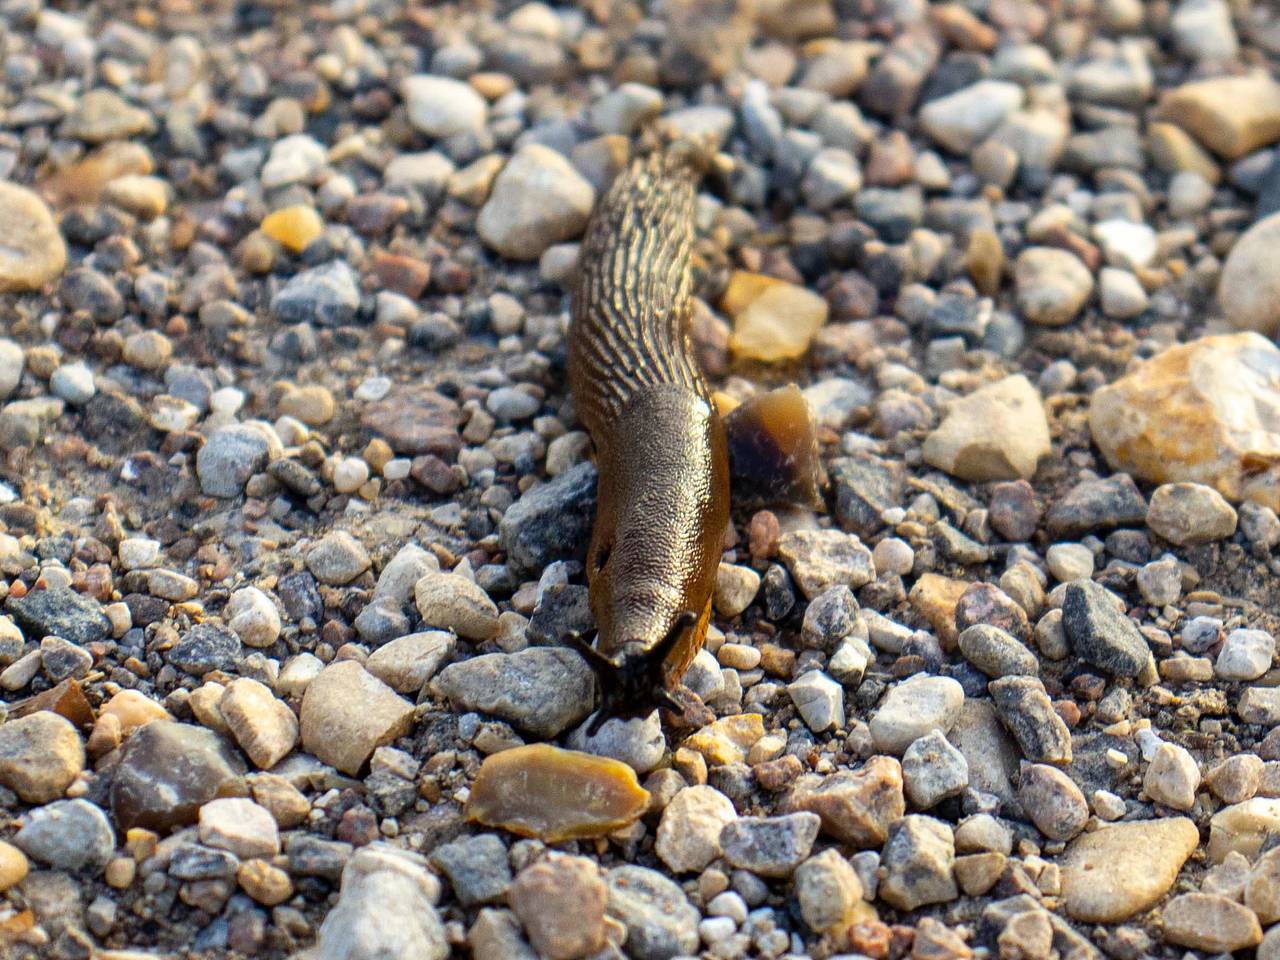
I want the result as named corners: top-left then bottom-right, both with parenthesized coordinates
top-left (432, 647), bottom-right (593, 738)
top-left (720, 812), bottom-right (820, 878)
top-left (958, 624), bottom-right (1039, 678)
top-left (197, 425), bottom-right (271, 497)
top-left (714, 563), bottom-right (760, 617)
top-left (170, 622), bottom-right (241, 676)
top-left (499, 461), bottom-right (597, 576)
top-left (1045, 543), bottom-right (1095, 583)
top-left (0, 841), bottom-right (29, 892)
top-left (401, 75), bottom-right (488, 137)
top-left (1145, 741), bottom-right (1201, 811)
top-left (0, 182), bottom-right (66, 293)
top-left (1099, 267), bottom-right (1149, 319)
top-left (869, 675), bottom-right (964, 755)
top-left (989, 675), bottom-right (1073, 764)
top-left (655, 785), bottom-right (737, 874)
top-left (415, 572), bottom-right (499, 640)
top-left (429, 834), bottom-right (511, 907)
top-left (1208, 754), bottom-right (1265, 804)
top-left (1162, 893), bottom-right (1262, 953)
top-left (315, 844), bottom-right (447, 960)
top-left (366, 631), bottom-right (455, 694)
top-left (1061, 579), bottom-right (1150, 678)
top-left (879, 815), bottom-right (958, 911)
top-left (1060, 817), bottom-right (1199, 922)
top-left (300, 662), bottom-right (415, 775)
top-left (226, 587), bottom-right (281, 648)
top-left (794, 847), bottom-right (863, 933)
top-left (477, 145), bottom-right (595, 260)
top-left (923, 375), bottom-right (1051, 482)
top-left (1147, 482), bottom-right (1238, 544)
top-left (0, 711), bottom-right (84, 803)
top-left (606, 865), bottom-right (700, 960)
top-left (271, 261), bottom-right (360, 327)
top-left (1020, 763), bottom-right (1088, 840)
top-left (306, 531), bottom-right (371, 586)
top-left (1217, 629), bottom-right (1275, 682)
top-left (1162, 73), bottom-right (1280, 160)
top-left (1014, 246), bottom-right (1094, 327)
top-left (219, 678), bottom-right (298, 770)
top-left (902, 731), bottom-right (969, 808)
top-left (567, 710), bottom-right (666, 774)
top-left (789, 755), bottom-right (905, 847)
top-left (722, 272), bottom-right (829, 362)
top-left (509, 855), bottom-right (607, 960)
top-left (14, 798), bottom-right (115, 872)
top-left (919, 80), bottom-right (1024, 153)
top-left (199, 797), bottom-right (280, 859)
top-left (787, 671), bottom-right (844, 732)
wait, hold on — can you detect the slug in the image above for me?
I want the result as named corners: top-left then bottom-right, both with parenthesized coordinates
top-left (567, 145), bottom-right (823, 732)
top-left (567, 146), bottom-right (728, 729)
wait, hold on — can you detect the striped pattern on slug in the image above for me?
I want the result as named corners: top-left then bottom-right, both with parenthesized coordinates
top-left (567, 147), bottom-right (730, 722)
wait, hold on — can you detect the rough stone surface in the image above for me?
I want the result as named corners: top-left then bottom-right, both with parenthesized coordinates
top-left (300, 661), bottom-right (415, 775)
top-left (923, 375), bottom-right (1050, 481)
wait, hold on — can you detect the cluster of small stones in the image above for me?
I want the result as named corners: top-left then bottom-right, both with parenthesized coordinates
top-left (3, 0), bottom-right (1280, 958)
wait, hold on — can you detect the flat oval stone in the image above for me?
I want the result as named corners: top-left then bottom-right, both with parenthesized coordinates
top-left (0, 181), bottom-right (66, 293)
top-left (465, 743), bottom-right (649, 843)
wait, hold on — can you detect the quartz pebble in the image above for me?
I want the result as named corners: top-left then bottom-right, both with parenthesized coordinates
top-left (870, 675), bottom-right (964, 754)
top-left (1161, 893), bottom-right (1262, 952)
top-left (300, 662), bottom-right (415, 775)
top-left (923, 375), bottom-right (1050, 482)
top-left (509, 855), bottom-right (607, 960)
top-left (0, 181), bottom-right (67, 293)
top-left (655, 784), bottom-right (737, 873)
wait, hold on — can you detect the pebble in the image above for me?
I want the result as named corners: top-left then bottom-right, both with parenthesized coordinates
top-left (509, 855), bottom-right (607, 960)
top-left (429, 834), bottom-right (511, 907)
top-left (0, 182), bottom-right (66, 292)
top-left (401, 75), bottom-right (488, 137)
top-left (655, 785), bottom-right (737, 874)
top-left (989, 675), bottom-right (1073, 764)
top-left (1162, 73), bottom-right (1280, 160)
top-left (300, 661), bottom-right (415, 775)
top-left (314, 845), bottom-right (447, 960)
top-left (789, 755), bottom-right (905, 847)
top-left (776, 528), bottom-right (874, 599)
top-left (1208, 754), bottom-right (1264, 804)
top-left (1146, 482), bottom-right (1238, 544)
top-left (8, 586), bottom-right (110, 646)
top-left (260, 206), bottom-right (323, 252)
top-left (794, 848), bottom-right (863, 932)
top-left (498, 461), bottom-right (597, 576)
top-left (605, 865), bottom-right (700, 960)
top-left (238, 858), bottom-right (293, 906)
top-left (14, 798), bottom-right (115, 872)
top-left (787, 670), bottom-right (844, 732)
top-left (714, 563), bottom-right (760, 617)
top-left (1044, 543), bottom-right (1094, 583)
top-left (98, 689), bottom-right (169, 735)
top-left (719, 812), bottom-right (820, 878)
top-left (271, 261), bottom-right (360, 327)
top-left (219, 678), bottom-right (298, 769)
top-left (918, 80), bottom-right (1023, 153)
top-left (567, 710), bottom-right (665, 774)
top-left (477, 145), bottom-right (595, 260)
top-left (721, 271), bottom-right (830, 362)
top-left (365, 631), bottom-right (455, 694)
top-left (1090, 334), bottom-right (1280, 510)
top-left (1209, 798), bottom-right (1280, 862)
top-left (0, 841), bottom-right (29, 892)
top-left (0, 711), bottom-right (84, 803)
top-left (1019, 763), bottom-right (1088, 840)
top-left (1061, 579), bottom-right (1150, 678)
top-left (958, 624), bottom-right (1039, 677)
top-left (923, 375), bottom-right (1050, 482)
top-left (1221, 211), bottom-right (1280, 336)
top-left (1014, 247), bottom-right (1094, 326)
top-left (0, 340), bottom-right (23, 400)
top-left (199, 797), bottom-right (280, 858)
top-left (1060, 817), bottom-right (1198, 922)
top-left (49, 362), bottom-right (95, 405)
top-left (197, 425), bottom-right (272, 497)
top-left (170, 622), bottom-right (241, 675)
top-left (878, 815), bottom-right (958, 911)
top-left (110, 721), bottom-right (246, 832)
top-left (1162, 893), bottom-right (1262, 952)
top-left (260, 134), bottom-right (326, 188)
top-left (1216, 629), bottom-right (1275, 682)
top-left (682, 713), bottom-right (764, 765)
top-left (432, 646), bottom-right (592, 738)
top-left (1145, 741), bottom-right (1201, 811)
top-left (306, 531), bottom-right (371, 585)
top-left (902, 730), bottom-right (969, 808)
top-left (869, 675), bottom-right (964, 755)
top-left (415, 572), bottom-right (499, 640)
top-left (1099, 267), bottom-right (1149, 319)
top-left (226, 587), bottom-right (281, 648)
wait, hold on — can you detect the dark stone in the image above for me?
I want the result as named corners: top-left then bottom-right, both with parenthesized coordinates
top-left (988, 676), bottom-right (1073, 764)
top-left (988, 480), bottom-right (1042, 542)
top-left (61, 267), bottom-right (125, 322)
top-left (169, 843), bottom-right (240, 880)
top-left (1044, 474), bottom-right (1147, 537)
top-left (925, 293), bottom-right (992, 345)
top-left (830, 453), bottom-right (903, 537)
top-left (429, 834), bottom-right (511, 907)
top-left (278, 571), bottom-right (324, 623)
top-left (954, 583), bottom-right (1030, 640)
top-left (527, 583), bottom-right (593, 645)
top-left (1060, 579), bottom-right (1150, 678)
top-left (286, 835), bottom-right (353, 882)
top-left (6, 587), bottom-right (110, 646)
top-left (169, 622), bottom-right (242, 675)
top-left (762, 564), bottom-right (796, 621)
top-left (498, 461), bottom-right (597, 576)
top-left (110, 721), bottom-right (246, 832)
top-left (268, 459), bottom-right (323, 498)
top-left (124, 593), bottom-right (169, 627)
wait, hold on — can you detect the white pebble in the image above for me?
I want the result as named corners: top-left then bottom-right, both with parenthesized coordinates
top-left (333, 457), bottom-right (370, 494)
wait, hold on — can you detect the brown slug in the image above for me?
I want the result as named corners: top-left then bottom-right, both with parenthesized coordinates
top-left (567, 145), bottom-right (822, 731)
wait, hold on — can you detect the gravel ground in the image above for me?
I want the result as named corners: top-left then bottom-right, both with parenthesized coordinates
top-left (3, 0), bottom-right (1280, 958)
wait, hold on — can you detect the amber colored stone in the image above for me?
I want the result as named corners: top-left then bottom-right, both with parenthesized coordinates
top-left (38, 142), bottom-right (154, 207)
top-left (465, 744), bottom-right (649, 843)
top-left (724, 385), bottom-right (823, 508)
top-left (682, 713), bottom-right (765, 766)
top-left (260, 206), bottom-right (324, 254)
top-left (10, 679), bottom-right (95, 729)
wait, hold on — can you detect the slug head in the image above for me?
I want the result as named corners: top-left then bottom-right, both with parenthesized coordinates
top-left (567, 611), bottom-right (696, 735)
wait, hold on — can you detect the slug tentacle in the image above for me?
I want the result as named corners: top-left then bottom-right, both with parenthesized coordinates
top-left (568, 146), bottom-right (732, 724)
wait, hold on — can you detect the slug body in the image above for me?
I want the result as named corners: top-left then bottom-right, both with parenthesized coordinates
top-left (568, 149), bottom-right (730, 723)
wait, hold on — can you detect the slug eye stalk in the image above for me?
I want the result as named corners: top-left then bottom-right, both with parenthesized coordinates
top-left (566, 612), bottom-right (697, 735)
